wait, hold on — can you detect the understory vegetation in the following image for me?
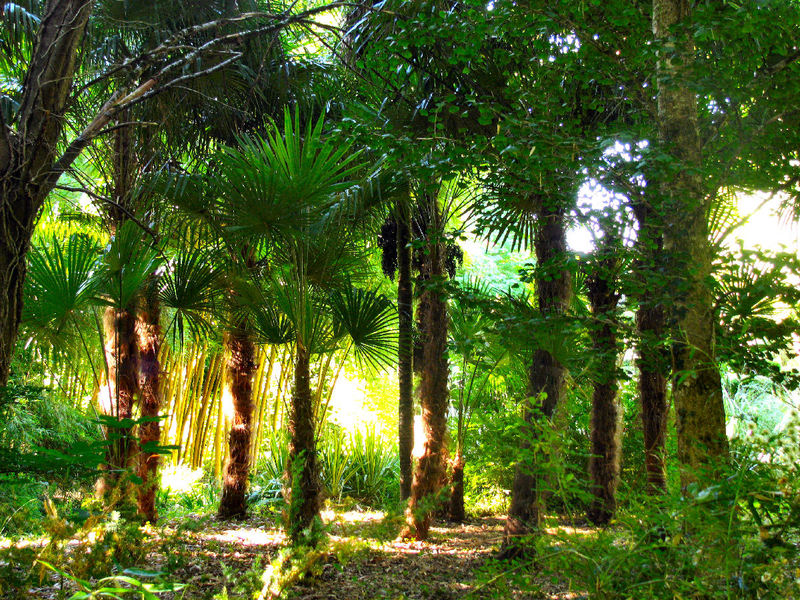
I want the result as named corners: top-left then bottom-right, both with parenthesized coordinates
top-left (2, 0), bottom-right (800, 598)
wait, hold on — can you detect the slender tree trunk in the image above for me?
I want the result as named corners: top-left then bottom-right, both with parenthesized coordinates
top-left (136, 279), bottom-right (162, 522)
top-left (218, 328), bottom-right (256, 519)
top-left (502, 200), bottom-right (570, 554)
top-left (286, 343), bottom-right (322, 542)
top-left (653, 0), bottom-right (728, 482)
top-left (403, 197), bottom-right (449, 540)
top-left (397, 212), bottom-right (414, 501)
top-left (630, 194), bottom-right (670, 494)
top-left (586, 242), bottom-right (622, 525)
top-left (448, 451), bottom-right (465, 522)
top-left (97, 306), bottom-right (139, 505)
top-left (0, 0), bottom-right (93, 385)
top-left (637, 301), bottom-right (669, 493)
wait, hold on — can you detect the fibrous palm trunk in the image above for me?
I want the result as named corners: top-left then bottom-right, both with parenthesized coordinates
top-left (397, 213), bottom-right (414, 501)
top-left (502, 200), bottom-right (570, 554)
top-left (97, 121), bottom-right (140, 507)
top-left (586, 244), bottom-right (622, 525)
top-left (136, 279), bottom-right (162, 522)
top-left (218, 328), bottom-right (256, 519)
top-left (653, 0), bottom-right (728, 482)
top-left (97, 306), bottom-right (139, 506)
top-left (286, 343), bottom-right (322, 542)
top-left (403, 199), bottom-right (449, 540)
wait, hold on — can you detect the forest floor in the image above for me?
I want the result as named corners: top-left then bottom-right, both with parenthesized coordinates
top-left (15, 509), bottom-right (582, 599)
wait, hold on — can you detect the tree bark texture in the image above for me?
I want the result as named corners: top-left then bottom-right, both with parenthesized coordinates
top-left (218, 328), bottom-right (256, 519)
top-left (286, 343), bottom-right (322, 542)
top-left (448, 451), bottom-right (465, 522)
top-left (631, 195), bottom-right (670, 494)
top-left (97, 306), bottom-right (139, 504)
top-left (404, 201), bottom-right (449, 540)
top-left (0, 0), bottom-right (93, 384)
top-left (653, 0), bottom-right (728, 481)
top-left (397, 214), bottom-right (415, 501)
top-left (637, 302), bottom-right (669, 493)
top-left (586, 248), bottom-right (622, 526)
top-left (136, 280), bottom-right (162, 523)
top-left (503, 200), bottom-right (570, 552)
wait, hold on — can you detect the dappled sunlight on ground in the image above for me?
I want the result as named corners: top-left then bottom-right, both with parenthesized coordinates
top-left (202, 525), bottom-right (285, 547)
top-left (11, 510), bottom-right (589, 599)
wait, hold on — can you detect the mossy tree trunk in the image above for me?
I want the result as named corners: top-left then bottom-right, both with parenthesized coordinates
top-left (218, 327), bottom-right (256, 519)
top-left (653, 0), bottom-right (728, 482)
top-left (97, 306), bottom-right (140, 504)
top-left (286, 343), bottom-right (322, 542)
top-left (502, 199), bottom-right (570, 554)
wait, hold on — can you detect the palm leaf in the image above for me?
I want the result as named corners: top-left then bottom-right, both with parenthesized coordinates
top-left (328, 286), bottom-right (397, 370)
top-left (95, 221), bottom-right (163, 310)
top-left (24, 233), bottom-right (100, 331)
top-left (160, 245), bottom-right (219, 343)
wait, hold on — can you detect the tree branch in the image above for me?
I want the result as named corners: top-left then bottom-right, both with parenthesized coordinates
top-left (54, 184), bottom-right (159, 242)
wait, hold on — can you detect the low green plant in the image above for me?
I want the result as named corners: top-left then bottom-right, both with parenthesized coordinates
top-left (318, 425), bottom-right (353, 502)
top-left (347, 426), bottom-right (398, 507)
top-left (39, 561), bottom-right (185, 599)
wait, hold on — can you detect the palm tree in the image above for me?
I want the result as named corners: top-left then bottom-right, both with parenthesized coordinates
top-left (198, 110), bottom-right (396, 530)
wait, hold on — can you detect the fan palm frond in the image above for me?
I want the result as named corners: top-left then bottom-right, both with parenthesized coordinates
top-left (24, 233), bottom-right (101, 331)
top-left (95, 220), bottom-right (163, 310)
top-left (161, 245), bottom-right (220, 342)
top-left (329, 286), bottom-right (397, 371)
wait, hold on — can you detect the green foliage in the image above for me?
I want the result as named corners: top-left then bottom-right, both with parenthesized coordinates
top-left (473, 414), bottom-right (800, 599)
top-left (253, 425), bottom-right (399, 510)
top-left (0, 382), bottom-right (97, 454)
top-left (39, 560), bottom-right (184, 600)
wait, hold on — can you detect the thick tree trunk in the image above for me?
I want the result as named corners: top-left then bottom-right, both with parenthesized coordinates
top-left (136, 280), bottom-right (162, 522)
top-left (0, 0), bottom-right (93, 385)
top-left (653, 0), bottom-right (728, 482)
top-left (218, 328), bottom-right (256, 519)
top-left (97, 306), bottom-right (139, 505)
top-left (397, 214), bottom-right (414, 501)
top-left (286, 343), bottom-right (322, 542)
top-left (448, 451), bottom-right (465, 522)
top-left (0, 216), bottom-right (31, 383)
top-left (403, 201), bottom-right (449, 540)
top-left (502, 200), bottom-right (570, 554)
top-left (586, 246), bottom-right (622, 526)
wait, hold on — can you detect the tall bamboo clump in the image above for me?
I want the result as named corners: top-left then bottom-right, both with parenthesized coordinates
top-left (157, 343), bottom-right (291, 477)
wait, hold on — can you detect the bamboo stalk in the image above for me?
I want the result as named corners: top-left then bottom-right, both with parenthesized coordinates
top-left (253, 346), bottom-right (277, 468)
